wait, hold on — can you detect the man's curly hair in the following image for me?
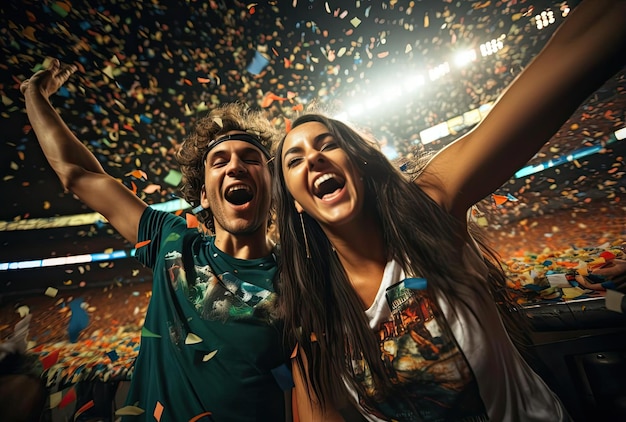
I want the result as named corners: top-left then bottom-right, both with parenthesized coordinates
top-left (175, 102), bottom-right (282, 232)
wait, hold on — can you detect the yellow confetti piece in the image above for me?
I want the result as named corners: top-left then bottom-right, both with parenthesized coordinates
top-left (16, 305), bottom-right (30, 317)
top-left (185, 333), bottom-right (203, 345)
top-left (45, 287), bottom-right (59, 297)
top-left (202, 350), bottom-right (218, 362)
top-left (562, 286), bottom-right (586, 300)
top-left (115, 406), bottom-right (145, 416)
top-left (49, 391), bottom-right (63, 409)
top-left (350, 17), bottom-right (361, 27)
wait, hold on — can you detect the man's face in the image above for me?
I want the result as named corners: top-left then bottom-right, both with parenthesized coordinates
top-left (200, 132), bottom-right (272, 237)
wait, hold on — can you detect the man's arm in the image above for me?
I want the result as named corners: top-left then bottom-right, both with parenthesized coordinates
top-left (418, 0), bottom-right (626, 219)
top-left (21, 59), bottom-right (147, 243)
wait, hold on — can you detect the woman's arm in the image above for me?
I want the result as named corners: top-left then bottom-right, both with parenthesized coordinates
top-left (292, 351), bottom-right (345, 422)
top-left (418, 0), bottom-right (626, 219)
top-left (21, 59), bottom-right (147, 243)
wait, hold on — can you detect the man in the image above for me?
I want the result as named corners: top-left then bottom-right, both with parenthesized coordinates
top-left (21, 59), bottom-right (290, 421)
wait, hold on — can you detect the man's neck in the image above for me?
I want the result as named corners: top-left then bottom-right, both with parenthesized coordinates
top-left (213, 229), bottom-right (274, 260)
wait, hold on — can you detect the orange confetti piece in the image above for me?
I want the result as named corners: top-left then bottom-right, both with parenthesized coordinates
top-left (292, 104), bottom-right (304, 112)
top-left (290, 343), bottom-right (298, 359)
top-left (22, 26), bottom-right (37, 42)
top-left (261, 95), bottom-right (274, 108)
top-left (186, 213), bottom-right (199, 229)
top-left (377, 51), bottom-right (389, 58)
top-left (130, 181), bottom-right (138, 194)
top-left (126, 169), bottom-right (148, 179)
top-left (153, 401), bottom-right (164, 422)
top-left (142, 184), bottom-right (162, 194)
top-left (555, 261), bottom-right (579, 269)
top-left (197, 77), bottom-right (212, 83)
top-left (189, 412), bottom-right (213, 422)
top-left (260, 92), bottom-right (289, 108)
top-left (135, 240), bottom-right (152, 249)
top-left (74, 400), bottom-right (95, 420)
top-left (492, 194), bottom-right (508, 206)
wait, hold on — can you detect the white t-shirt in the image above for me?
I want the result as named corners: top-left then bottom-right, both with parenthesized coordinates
top-left (347, 244), bottom-right (569, 421)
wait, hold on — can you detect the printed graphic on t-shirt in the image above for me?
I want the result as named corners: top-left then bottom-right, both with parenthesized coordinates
top-left (353, 279), bottom-right (488, 422)
top-left (164, 250), bottom-right (277, 323)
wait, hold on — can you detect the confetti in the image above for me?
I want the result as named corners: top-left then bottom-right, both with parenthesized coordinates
top-left (185, 332), bottom-right (203, 345)
top-left (202, 350), bottom-right (218, 361)
top-left (116, 406), bottom-right (145, 416)
top-left (45, 287), bottom-right (59, 297)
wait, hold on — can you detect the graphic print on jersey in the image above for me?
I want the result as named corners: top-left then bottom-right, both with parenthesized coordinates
top-left (164, 250), bottom-right (278, 323)
top-left (352, 279), bottom-right (488, 421)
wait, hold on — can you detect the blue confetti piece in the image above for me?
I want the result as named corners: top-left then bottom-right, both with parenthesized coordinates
top-left (56, 86), bottom-right (70, 97)
top-left (271, 364), bottom-right (294, 391)
top-left (404, 277), bottom-right (427, 290)
top-left (106, 350), bottom-right (119, 362)
top-left (68, 298), bottom-right (89, 343)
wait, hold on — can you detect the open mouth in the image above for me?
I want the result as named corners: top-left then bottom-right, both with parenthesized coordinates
top-left (225, 185), bottom-right (254, 205)
top-left (313, 173), bottom-right (345, 199)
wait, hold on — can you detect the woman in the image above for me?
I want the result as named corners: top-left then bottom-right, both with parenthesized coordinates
top-left (273, 0), bottom-right (626, 421)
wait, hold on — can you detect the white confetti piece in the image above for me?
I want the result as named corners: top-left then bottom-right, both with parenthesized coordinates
top-left (203, 350), bottom-right (218, 361)
top-left (185, 332), bottom-right (203, 344)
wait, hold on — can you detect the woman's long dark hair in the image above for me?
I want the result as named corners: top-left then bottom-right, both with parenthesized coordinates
top-left (273, 114), bottom-right (533, 415)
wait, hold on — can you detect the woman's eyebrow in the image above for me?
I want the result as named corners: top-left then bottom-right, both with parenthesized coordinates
top-left (282, 145), bottom-right (302, 157)
top-left (283, 132), bottom-right (333, 158)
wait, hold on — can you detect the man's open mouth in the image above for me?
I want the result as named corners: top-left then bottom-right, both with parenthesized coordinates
top-left (313, 173), bottom-right (345, 199)
top-left (225, 185), bottom-right (254, 205)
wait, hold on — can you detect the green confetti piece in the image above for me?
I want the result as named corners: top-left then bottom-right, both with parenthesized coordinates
top-left (163, 169), bottom-right (182, 186)
top-left (164, 232), bottom-right (181, 243)
top-left (140, 327), bottom-right (161, 338)
top-left (51, 3), bottom-right (69, 18)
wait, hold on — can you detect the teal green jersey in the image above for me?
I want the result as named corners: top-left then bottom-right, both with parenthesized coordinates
top-left (122, 208), bottom-right (287, 421)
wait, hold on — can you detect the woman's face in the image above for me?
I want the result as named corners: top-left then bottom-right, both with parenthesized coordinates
top-left (280, 121), bottom-right (365, 229)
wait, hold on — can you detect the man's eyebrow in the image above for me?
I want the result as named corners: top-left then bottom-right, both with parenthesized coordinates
top-left (207, 146), bottom-right (265, 160)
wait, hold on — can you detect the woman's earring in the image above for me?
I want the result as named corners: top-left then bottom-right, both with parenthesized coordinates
top-left (299, 212), bottom-right (311, 259)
